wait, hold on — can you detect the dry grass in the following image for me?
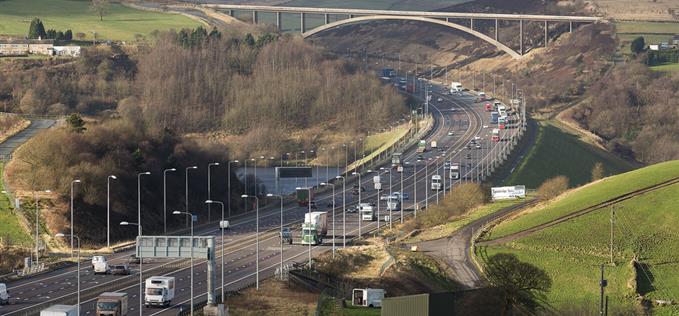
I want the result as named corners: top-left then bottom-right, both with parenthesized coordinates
top-left (591, 0), bottom-right (678, 21)
top-left (0, 113), bottom-right (29, 144)
top-left (226, 279), bottom-right (318, 316)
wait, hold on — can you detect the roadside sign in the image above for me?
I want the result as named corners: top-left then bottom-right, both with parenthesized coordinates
top-left (192, 215), bottom-right (198, 222)
top-left (491, 185), bottom-right (526, 200)
top-left (276, 167), bottom-right (312, 179)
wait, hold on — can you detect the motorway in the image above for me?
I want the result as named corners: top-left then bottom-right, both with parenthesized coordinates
top-left (0, 82), bottom-right (521, 315)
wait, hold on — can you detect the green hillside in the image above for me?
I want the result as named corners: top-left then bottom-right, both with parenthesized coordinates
top-left (481, 161), bottom-right (679, 314)
top-left (0, 0), bottom-right (200, 41)
top-left (504, 121), bottom-right (635, 188)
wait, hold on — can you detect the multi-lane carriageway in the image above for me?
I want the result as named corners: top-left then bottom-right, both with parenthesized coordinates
top-left (1, 82), bottom-right (521, 315)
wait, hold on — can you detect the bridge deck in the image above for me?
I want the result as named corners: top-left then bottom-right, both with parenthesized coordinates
top-left (202, 4), bottom-right (601, 23)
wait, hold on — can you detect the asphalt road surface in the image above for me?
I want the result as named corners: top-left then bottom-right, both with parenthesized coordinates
top-left (0, 82), bottom-right (521, 315)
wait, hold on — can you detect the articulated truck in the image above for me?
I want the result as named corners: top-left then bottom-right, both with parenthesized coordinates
top-left (301, 211), bottom-right (328, 245)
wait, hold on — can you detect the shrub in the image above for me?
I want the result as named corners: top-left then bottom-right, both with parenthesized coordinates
top-left (536, 176), bottom-right (569, 200)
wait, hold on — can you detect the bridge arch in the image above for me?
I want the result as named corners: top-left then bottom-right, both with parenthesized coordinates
top-left (302, 15), bottom-right (522, 59)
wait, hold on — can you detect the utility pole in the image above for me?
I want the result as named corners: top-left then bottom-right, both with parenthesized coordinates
top-left (609, 207), bottom-right (616, 265)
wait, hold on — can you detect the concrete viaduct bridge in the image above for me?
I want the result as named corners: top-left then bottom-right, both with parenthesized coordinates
top-left (202, 4), bottom-right (601, 59)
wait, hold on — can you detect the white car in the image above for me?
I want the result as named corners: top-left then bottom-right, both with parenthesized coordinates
top-left (447, 132), bottom-right (454, 136)
top-left (92, 255), bottom-right (110, 275)
top-left (219, 220), bottom-right (230, 230)
top-left (392, 192), bottom-right (410, 200)
top-left (437, 97), bottom-right (443, 102)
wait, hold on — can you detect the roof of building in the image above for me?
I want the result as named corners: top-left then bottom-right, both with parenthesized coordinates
top-left (0, 38), bottom-right (54, 45)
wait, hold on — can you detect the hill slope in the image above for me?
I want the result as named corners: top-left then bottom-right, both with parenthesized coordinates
top-left (480, 161), bottom-right (679, 314)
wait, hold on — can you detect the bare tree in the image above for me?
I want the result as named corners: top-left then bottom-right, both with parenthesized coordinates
top-left (90, 0), bottom-right (109, 21)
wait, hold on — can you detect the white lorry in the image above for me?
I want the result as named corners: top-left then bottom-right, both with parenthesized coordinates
top-left (386, 197), bottom-right (400, 211)
top-left (96, 292), bottom-right (128, 315)
top-left (40, 305), bottom-right (78, 316)
top-left (219, 220), bottom-right (229, 230)
top-left (359, 203), bottom-right (376, 221)
top-left (373, 175), bottom-right (382, 190)
top-left (430, 140), bottom-right (438, 149)
top-left (450, 82), bottom-right (463, 93)
top-left (92, 255), bottom-right (110, 275)
top-left (450, 164), bottom-right (460, 180)
top-left (145, 276), bottom-right (175, 307)
top-left (0, 283), bottom-right (9, 305)
top-left (352, 288), bottom-right (385, 308)
top-left (302, 211), bottom-right (328, 245)
top-left (431, 175), bottom-right (442, 191)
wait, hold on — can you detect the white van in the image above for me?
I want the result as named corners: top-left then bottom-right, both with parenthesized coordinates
top-left (219, 220), bottom-right (229, 230)
top-left (145, 276), bottom-right (175, 307)
top-left (0, 283), bottom-right (9, 305)
top-left (92, 255), bottom-right (109, 275)
top-left (352, 288), bottom-right (385, 308)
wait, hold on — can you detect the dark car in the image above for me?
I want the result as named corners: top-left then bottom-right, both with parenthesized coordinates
top-left (280, 227), bottom-right (293, 244)
top-left (128, 254), bottom-right (141, 265)
top-left (111, 264), bottom-right (131, 275)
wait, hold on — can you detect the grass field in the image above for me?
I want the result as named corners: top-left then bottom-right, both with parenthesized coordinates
top-left (406, 199), bottom-right (526, 243)
top-left (0, 163), bottom-right (32, 247)
top-left (481, 176), bottom-right (679, 314)
top-left (488, 160), bottom-right (679, 240)
top-left (614, 21), bottom-right (679, 54)
top-left (340, 301), bottom-right (381, 316)
top-left (0, 0), bottom-right (200, 41)
top-left (650, 63), bottom-right (679, 73)
top-left (504, 121), bottom-right (635, 189)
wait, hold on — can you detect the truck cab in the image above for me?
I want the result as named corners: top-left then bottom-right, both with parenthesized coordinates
top-left (450, 164), bottom-right (460, 180)
top-left (431, 175), bottom-right (442, 191)
top-left (492, 128), bottom-right (500, 142)
top-left (280, 227), bottom-right (293, 244)
top-left (386, 197), bottom-right (400, 211)
top-left (391, 152), bottom-right (402, 168)
top-left (301, 223), bottom-right (322, 245)
top-left (96, 292), bottom-right (128, 316)
top-left (359, 203), bottom-right (375, 221)
top-left (92, 255), bottom-right (109, 275)
top-left (490, 111), bottom-right (499, 124)
top-left (145, 277), bottom-right (175, 307)
top-left (41, 305), bottom-right (78, 316)
top-left (417, 139), bottom-right (427, 153)
top-left (0, 283), bottom-right (9, 305)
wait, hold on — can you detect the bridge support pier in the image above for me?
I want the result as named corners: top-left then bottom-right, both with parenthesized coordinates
top-left (470, 18), bottom-right (474, 30)
top-left (519, 20), bottom-right (524, 55)
top-left (324, 13), bottom-right (329, 24)
top-left (544, 20), bottom-right (548, 47)
top-left (495, 19), bottom-right (498, 41)
top-left (252, 11), bottom-right (258, 24)
top-left (300, 12), bottom-right (306, 33)
top-left (276, 12), bottom-right (281, 29)
top-left (569, 21), bottom-right (573, 32)
top-left (226, 10), bottom-right (233, 17)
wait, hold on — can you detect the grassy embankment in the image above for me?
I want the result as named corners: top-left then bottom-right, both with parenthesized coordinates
top-left (0, 163), bottom-right (32, 248)
top-left (343, 123), bottom-right (410, 172)
top-left (481, 161), bottom-right (679, 314)
top-left (504, 121), bottom-right (635, 188)
top-left (0, 0), bottom-right (200, 41)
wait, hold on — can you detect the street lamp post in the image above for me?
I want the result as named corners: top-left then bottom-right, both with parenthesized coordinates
top-left (185, 166), bottom-right (198, 227)
top-left (120, 222), bottom-right (142, 316)
top-left (227, 160), bottom-right (239, 218)
top-left (319, 183), bottom-right (336, 257)
top-left (207, 163), bottom-right (220, 223)
top-left (56, 233), bottom-right (80, 315)
top-left (107, 176), bottom-right (116, 248)
top-left (137, 172), bottom-right (151, 237)
top-left (400, 165), bottom-right (404, 224)
top-left (336, 176), bottom-right (346, 248)
top-left (351, 171), bottom-right (362, 236)
top-left (163, 168), bottom-right (176, 235)
top-left (70, 179), bottom-right (81, 257)
top-left (173, 211), bottom-right (195, 314)
top-left (266, 194), bottom-right (285, 278)
top-left (240, 195), bottom-right (260, 289)
top-left (205, 200), bottom-right (225, 302)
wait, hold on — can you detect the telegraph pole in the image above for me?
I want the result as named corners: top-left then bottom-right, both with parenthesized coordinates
top-left (609, 207), bottom-right (615, 265)
top-left (599, 264), bottom-right (607, 316)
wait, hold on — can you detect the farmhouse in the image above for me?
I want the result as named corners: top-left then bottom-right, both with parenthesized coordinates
top-left (0, 38), bottom-right (54, 56)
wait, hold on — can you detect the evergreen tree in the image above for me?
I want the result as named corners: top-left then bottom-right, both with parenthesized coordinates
top-left (631, 36), bottom-right (645, 55)
top-left (28, 18), bottom-right (47, 39)
top-left (64, 30), bottom-right (73, 41)
top-left (243, 33), bottom-right (255, 47)
top-left (66, 113), bottom-right (86, 133)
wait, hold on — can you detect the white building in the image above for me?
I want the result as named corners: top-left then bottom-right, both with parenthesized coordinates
top-left (53, 46), bottom-right (81, 57)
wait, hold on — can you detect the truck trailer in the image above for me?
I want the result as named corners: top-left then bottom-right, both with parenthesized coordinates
top-left (96, 292), bottom-right (128, 316)
top-left (301, 211), bottom-right (328, 245)
top-left (296, 187), bottom-right (315, 207)
top-left (352, 288), bottom-right (385, 308)
top-left (40, 305), bottom-right (78, 316)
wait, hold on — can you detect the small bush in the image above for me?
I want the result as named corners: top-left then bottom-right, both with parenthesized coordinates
top-left (537, 176), bottom-right (569, 200)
